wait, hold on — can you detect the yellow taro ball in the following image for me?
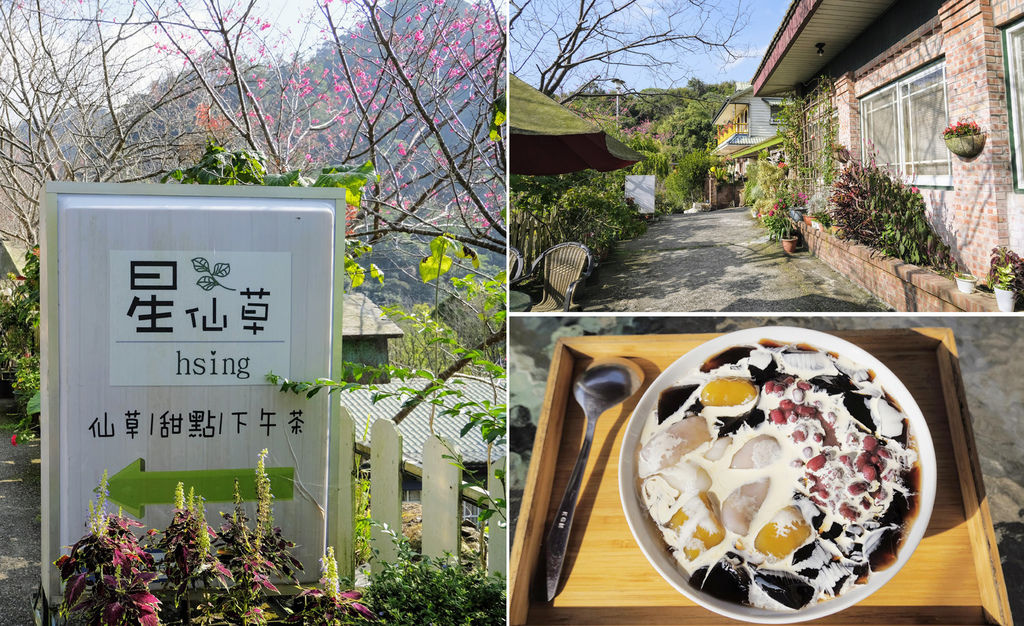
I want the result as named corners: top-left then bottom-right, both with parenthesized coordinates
top-left (667, 493), bottom-right (724, 560)
top-left (700, 377), bottom-right (757, 407)
top-left (755, 506), bottom-right (811, 560)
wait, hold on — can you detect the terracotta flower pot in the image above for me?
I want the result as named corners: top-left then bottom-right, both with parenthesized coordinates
top-left (944, 133), bottom-right (986, 158)
top-left (803, 215), bottom-right (814, 226)
top-left (781, 237), bottom-right (799, 254)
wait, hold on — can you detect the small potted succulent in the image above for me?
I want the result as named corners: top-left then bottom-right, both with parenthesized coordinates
top-left (943, 119), bottom-right (986, 158)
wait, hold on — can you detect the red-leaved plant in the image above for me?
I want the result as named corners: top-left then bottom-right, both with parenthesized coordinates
top-left (212, 450), bottom-right (302, 625)
top-left (287, 546), bottom-right (375, 624)
top-left (54, 471), bottom-right (161, 625)
top-left (156, 483), bottom-right (232, 621)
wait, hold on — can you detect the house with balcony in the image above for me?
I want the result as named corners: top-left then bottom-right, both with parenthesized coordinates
top-left (712, 83), bottom-right (784, 179)
top-left (750, 0), bottom-right (1024, 280)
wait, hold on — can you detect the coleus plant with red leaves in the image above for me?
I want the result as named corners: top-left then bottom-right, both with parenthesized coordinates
top-left (55, 477), bottom-right (161, 625)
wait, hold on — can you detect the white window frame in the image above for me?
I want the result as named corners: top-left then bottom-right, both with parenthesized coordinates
top-left (1004, 20), bottom-right (1024, 190)
top-left (859, 61), bottom-right (951, 187)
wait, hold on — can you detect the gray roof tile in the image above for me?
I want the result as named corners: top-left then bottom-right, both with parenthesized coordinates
top-left (344, 376), bottom-right (506, 467)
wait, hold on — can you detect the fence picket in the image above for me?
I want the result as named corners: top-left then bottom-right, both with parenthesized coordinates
top-left (330, 406), bottom-right (356, 579)
top-left (487, 455), bottom-right (507, 576)
top-left (422, 435), bottom-right (462, 562)
top-left (369, 419), bottom-right (402, 569)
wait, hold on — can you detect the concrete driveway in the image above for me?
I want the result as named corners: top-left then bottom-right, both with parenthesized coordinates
top-left (0, 404), bottom-right (40, 626)
top-left (578, 207), bottom-right (888, 312)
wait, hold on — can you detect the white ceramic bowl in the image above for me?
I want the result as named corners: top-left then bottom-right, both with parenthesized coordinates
top-left (618, 327), bottom-right (936, 623)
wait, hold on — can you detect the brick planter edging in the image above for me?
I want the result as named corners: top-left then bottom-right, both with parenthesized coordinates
top-left (796, 222), bottom-right (999, 312)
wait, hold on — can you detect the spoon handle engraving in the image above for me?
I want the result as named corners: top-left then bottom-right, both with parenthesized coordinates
top-left (543, 416), bottom-right (597, 601)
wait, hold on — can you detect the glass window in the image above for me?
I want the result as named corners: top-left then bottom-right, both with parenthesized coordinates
top-left (769, 104), bottom-right (782, 125)
top-left (860, 62), bottom-right (950, 186)
top-left (1004, 21), bottom-right (1024, 189)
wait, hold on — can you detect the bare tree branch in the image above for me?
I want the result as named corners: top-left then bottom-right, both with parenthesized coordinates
top-left (511, 0), bottom-right (748, 97)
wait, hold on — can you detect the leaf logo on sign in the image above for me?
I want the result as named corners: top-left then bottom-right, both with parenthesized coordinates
top-left (191, 256), bottom-right (236, 291)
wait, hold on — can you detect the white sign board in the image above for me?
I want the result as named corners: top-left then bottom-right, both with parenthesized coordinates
top-left (626, 175), bottom-right (656, 214)
top-left (108, 250), bottom-right (292, 386)
top-left (41, 184), bottom-right (344, 597)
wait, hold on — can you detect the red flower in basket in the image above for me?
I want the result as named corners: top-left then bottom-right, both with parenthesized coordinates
top-left (943, 119), bottom-right (982, 139)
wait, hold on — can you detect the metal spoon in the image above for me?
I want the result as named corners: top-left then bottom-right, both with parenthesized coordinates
top-left (544, 357), bottom-right (644, 601)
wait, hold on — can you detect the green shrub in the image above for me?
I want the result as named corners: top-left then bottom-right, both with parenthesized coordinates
top-left (1, 248), bottom-right (40, 441)
top-left (742, 161), bottom-right (762, 206)
top-left (666, 150), bottom-right (712, 205)
top-left (756, 158), bottom-right (785, 199)
top-left (358, 529), bottom-right (506, 626)
top-left (510, 171), bottom-right (647, 255)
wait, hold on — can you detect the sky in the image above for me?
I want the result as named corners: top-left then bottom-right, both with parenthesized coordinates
top-left (511, 0), bottom-right (792, 93)
top-left (707, 0), bottom-right (791, 88)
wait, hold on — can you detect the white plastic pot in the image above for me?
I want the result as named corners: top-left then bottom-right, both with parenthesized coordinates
top-left (954, 276), bottom-right (977, 294)
top-left (995, 287), bottom-right (1016, 312)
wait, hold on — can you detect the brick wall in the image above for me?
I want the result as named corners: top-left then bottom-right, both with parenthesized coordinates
top-left (833, 73), bottom-right (861, 161)
top-left (797, 222), bottom-right (1000, 312)
top-left (939, 0), bottom-right (1014, 275)
top-left (828, 0), bottom-right (1024, 278)
top-left (992, 0), bottom-right (1024, 24)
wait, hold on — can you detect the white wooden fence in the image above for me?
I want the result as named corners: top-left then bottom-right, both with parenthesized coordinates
top-left (329, 406), bottom-right (506, 577)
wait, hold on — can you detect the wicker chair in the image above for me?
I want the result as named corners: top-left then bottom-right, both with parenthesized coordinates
top-left (509, 246), bottom-right (525, 284)
top-left (524, 242), bottom-right (594, 312)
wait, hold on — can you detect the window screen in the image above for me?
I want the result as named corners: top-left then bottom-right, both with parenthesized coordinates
top-left (859, 62), bottom-right (950, 185)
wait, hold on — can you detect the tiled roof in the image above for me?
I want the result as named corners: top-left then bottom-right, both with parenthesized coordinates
top-left (342, 293), bottom-right (404, 339)
top-left (344, 376), bottom-right (507, 467)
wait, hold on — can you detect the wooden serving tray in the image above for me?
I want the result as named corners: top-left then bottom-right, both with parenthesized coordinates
top-left (509, 329), bottom-right (1013, 625)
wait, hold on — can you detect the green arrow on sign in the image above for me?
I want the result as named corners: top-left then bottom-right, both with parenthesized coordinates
top-left (107, 458), bottom-right (295, 518)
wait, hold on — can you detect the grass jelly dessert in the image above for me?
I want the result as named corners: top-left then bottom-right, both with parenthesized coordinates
top-left (635, 339), bottom-right (922, 612)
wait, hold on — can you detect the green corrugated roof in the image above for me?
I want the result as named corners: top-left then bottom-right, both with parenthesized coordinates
top-left (728, 134), bottom-right (784, 159)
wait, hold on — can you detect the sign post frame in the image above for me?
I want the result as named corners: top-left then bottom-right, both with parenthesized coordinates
top-left (40, 182), bottom-right (348, 601)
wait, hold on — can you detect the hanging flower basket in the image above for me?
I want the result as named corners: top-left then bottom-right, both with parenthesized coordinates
top-left (944, 133), bottom-right (986, 158)
top-left (943, 119), bottom-right (986, 158)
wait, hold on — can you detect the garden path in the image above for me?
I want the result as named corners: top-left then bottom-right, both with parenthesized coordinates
top-left (0, 402), bottom-right (41, 626)
top-left (577, 207), bottom-right (888, 312)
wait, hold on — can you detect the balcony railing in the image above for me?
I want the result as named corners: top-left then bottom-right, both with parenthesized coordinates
top-left (717, 121), bottom-right (749, 144)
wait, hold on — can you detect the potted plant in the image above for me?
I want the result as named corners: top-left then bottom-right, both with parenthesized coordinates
top-left (834, 143), bottom-right (850, 163)
top-left (763, 207), bottom-right (798, 253)
top-left (993, 263), bottom-right (1015, 311)
top-left (943, 119), bottom-right (986, 158)
top-left (811, 210), bottom-right (833, 232)
top-left (989, 246), bottom-right (1022, 312)
top-left (954, 270), bottom-right (978, 294)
